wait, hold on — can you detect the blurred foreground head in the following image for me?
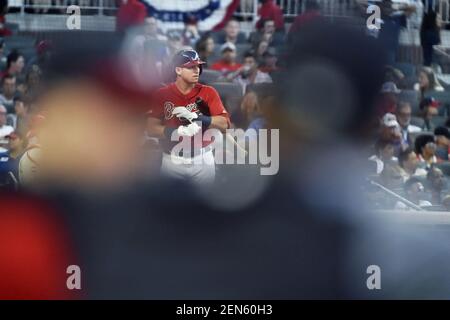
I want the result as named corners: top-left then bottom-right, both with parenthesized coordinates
top-left (273, 20), bottom-right (386, 146)
top-left (31, 32), bottom-right (155, 189)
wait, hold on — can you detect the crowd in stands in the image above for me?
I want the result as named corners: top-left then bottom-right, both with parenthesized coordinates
top-left (1, 0), bottom-right (450, 212)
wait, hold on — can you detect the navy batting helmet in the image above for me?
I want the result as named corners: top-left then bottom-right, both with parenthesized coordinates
top-left (172, 49), bottom-right (206, 74)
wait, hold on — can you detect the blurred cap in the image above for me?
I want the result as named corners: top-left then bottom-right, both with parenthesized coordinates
top-left (5, 131), bottom-right (21, 140)
top-left (420, 96), bottom-right (441, 109)
top-left (172, 49), bottom-right (205, 68)
top-left (36, 40), bottom-right (53, 56)
top-left (380, 81), bottom-right (401, 94)
top-left (220, 42), bottom-right (236, 53)
top-left (382, 112), bottom-right (399, 127)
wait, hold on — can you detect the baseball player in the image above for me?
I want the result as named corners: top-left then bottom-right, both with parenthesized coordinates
top-left (147, 49), bottom-right (230, 184)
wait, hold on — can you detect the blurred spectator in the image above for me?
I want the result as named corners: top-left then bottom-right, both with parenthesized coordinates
top-left (141, 16), bottom-right (167, 42)
top-left (164, 31), bottom-right (183, 62)
top-left (21, 64), bottom-right (42, 95)
top-left (259, 47), bottom-right (279, 75)
top-left (378, 0), bottom-right (416, 64)
top-left (398, 147), bottom-right (427, 181)
top-left (396, 101), bottom-right (421, 146)
top-left (7, 93), bottom-right (30, 135)
top-left (379, 112), bottom-right (403, 156)
top-left (4, 130), bottom-right (25, 179)
top-left (380, 163), bottom-right (405, 190)
top-left (0, 0), bottom-right (11, 37)
top-left (232, 51), bottom-right (272, 94)
top-left (395, 177), bottom-right (432, 209)
top-left (427, 166), bottom-right (447, 205)
top-left (210, 42), bottom-right (242, 75)
top-left (419, 96), bottom-right (440, 131)
top-left (239, 90), bottom-right (258, 129)
top-left (414, 66), bottom-right (444, 99)
top-left (384, 65), bottom-right (405, 88)
top-left (0, 39), bottom-right (5, 70)
top-left (256, 0), bottom-right (284, 31)
top-left (377, 81), bottom-right (400, 117)
top-left (195, 33), bottom-right (215, 67)
top-left (369, 139), bottom-right (397, 175)
top-left (443, 194), bottom-right (450, 210)
top-left (239, 85), bottom-right (274, 133)
top-left (288, 0), bottom-right (321, 37)
top-left (214, 19), bottom-right (247, 45)
top-left (182, 15), bottom-right (201, 47)
top-left (434, 126), bottom-right (450, 160)
top-left (415, 133), bottom-right (438, 168)
top-left (255, 40), bottom-right (269, 63)
top-left (0, 75), bottom-right (16, 113)
top-left (250, 19), bottom-right (284, 48)
top-left (115, 0), bottom-right (147, 33)
top-left (27, 40), bottom-right (52, 70)
top-left (0, 104), bottom-right (12, 152)
top-left (420, 0), bottom-right (441, 66)
top-left (2, 50), bottom-right (25, 83)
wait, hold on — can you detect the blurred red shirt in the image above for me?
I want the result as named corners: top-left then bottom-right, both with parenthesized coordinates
top-left (256, 0), bottom-right (285, 30)
top-left (210, 61), bottom-right (242, 74)
top-left (0, 194), bottom-right (78, 299)
top-left (116, 0), bottom-right (147, 33)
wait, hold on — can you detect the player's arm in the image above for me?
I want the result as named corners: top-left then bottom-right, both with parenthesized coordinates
top-left (147, 117), bottom-right (166, 139)
top-left (209, 115), bottom-right (229, 132)
top-left (202, 87), bottom-right (231, 133)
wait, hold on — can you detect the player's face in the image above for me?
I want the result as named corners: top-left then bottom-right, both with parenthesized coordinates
top-left (178, 65), bottom-right (200, 84)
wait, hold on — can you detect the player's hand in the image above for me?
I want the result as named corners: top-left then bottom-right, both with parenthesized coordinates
top-left (177, 122), bottom-right (201, 137)
top-left (172, 107), bottom-right (198, 122)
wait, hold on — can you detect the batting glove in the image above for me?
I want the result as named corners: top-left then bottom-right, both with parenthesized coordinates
top-left (172, 107), bottom-right (198, 122)
top-left (177, 122), bottom-right (201, 137)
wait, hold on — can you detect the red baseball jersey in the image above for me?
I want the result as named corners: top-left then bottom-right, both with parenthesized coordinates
top-left (149, 82), bottom-right (230, 152)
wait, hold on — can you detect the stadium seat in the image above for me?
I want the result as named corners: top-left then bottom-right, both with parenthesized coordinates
top-left (200, 69), bottom-right (222, 84)
top-left (210, 82), bottom-right (243, 116)
top-left (393, 62), bottom-right (416, 78)
top-left (410, 116), bottom-right (424, 129)
top-left (246, 83), bottom-right (276, 97)
top-left (211, 82), bottom-right (242, 99)
top-left (409, 130), bottom-right (432, 145)
top-left (435, 162), bottom-right (450, 176)
top-left (431, 116), bottom-right (447, 127)
top-left (236, 43), bottom-right (252, 62)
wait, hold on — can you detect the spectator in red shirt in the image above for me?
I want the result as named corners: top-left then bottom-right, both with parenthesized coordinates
top-left (210, 42), bottom-right (242, 75)
top-left (256, 0), bottom-right (285, 31)
top-left (116, 0), bottom-right (147, 33)
top-left (289, 0), bottom-right (321, 36)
